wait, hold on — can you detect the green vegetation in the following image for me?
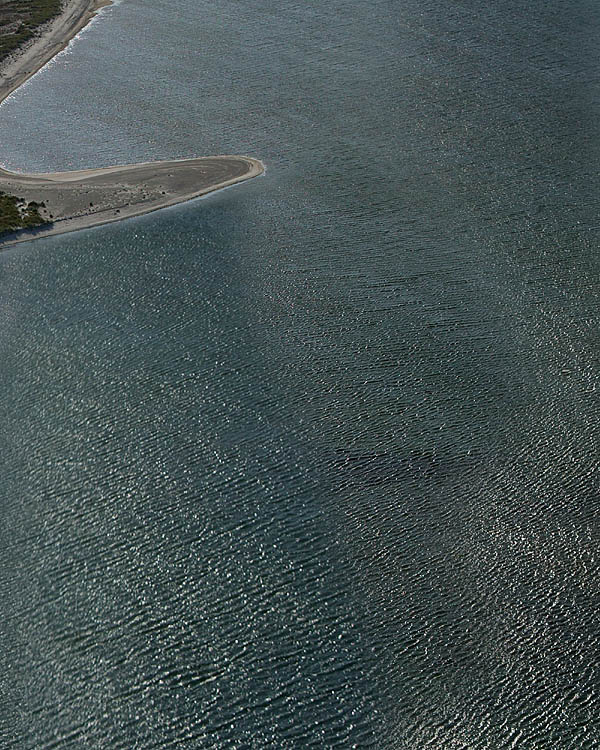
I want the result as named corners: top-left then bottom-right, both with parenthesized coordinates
top-left (0, 191), bottom-right (49, 235)
top-left (0, 0), bottom-right (62, 61)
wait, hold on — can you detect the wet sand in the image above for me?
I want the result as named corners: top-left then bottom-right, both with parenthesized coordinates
top-left (0, 0), bottom-right (263, 247)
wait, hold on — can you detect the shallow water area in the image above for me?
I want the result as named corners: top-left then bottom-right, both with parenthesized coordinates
top-left (0, 0), bottom-right (599, 747)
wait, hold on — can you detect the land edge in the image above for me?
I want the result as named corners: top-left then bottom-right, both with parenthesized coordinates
top-left (0, 0), bottom-right (264, 247)
top-left (0, 0), bottom-right (112, 103)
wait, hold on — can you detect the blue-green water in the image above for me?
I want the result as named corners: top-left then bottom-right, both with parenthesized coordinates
top-left (0, 0), bottom-right (599, 746)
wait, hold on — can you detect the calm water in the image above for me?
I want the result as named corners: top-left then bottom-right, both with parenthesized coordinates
top-left (0, 0), bottom-right (599, 746)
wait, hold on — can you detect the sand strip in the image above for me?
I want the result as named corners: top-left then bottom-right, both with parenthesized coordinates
top-left (0, 0), bottom-right (264, 247)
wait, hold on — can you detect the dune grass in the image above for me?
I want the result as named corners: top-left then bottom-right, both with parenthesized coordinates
top-left (0, 0), bottom-right (63, 61)
top-left (0, 192), bottom-right (48, 235)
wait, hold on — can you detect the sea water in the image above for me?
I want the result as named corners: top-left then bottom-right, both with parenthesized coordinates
top-left (0, 0), bottom-right (598, 746)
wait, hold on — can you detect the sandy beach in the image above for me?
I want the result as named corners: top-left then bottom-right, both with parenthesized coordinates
top-left (0, 0), bottom-right (263, 247)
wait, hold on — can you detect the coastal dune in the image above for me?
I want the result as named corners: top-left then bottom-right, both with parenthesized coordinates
top-left (0, 0), bottom-right (263, 247)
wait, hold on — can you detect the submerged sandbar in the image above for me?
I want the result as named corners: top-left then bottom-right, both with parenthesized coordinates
top-left (0, 0), bottom-right (263, 247)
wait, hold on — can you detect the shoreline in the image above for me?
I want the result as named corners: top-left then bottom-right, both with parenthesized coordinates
top-left (0, 0), bottom-right (111, 105)
top-left (0, 0), bottom-right (264, 247)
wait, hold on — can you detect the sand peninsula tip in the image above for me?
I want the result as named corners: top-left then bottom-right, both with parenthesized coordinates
top-left (0, 0), bottom-right (264, 247)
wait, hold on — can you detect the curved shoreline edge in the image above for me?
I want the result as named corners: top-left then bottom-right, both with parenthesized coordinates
top-left (0, 0), bottom-right (264, 248)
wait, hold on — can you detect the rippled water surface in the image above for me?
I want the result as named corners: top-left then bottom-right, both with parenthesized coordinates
top-left (0, 0), bottom-right (599, 746)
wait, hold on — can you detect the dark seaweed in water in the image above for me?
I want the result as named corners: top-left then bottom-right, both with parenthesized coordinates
top-left (334, 449), bottom-right (465, 486)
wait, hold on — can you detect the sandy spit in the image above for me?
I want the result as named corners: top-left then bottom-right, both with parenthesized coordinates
top-left (0, 0), bottom-right (264, 247)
